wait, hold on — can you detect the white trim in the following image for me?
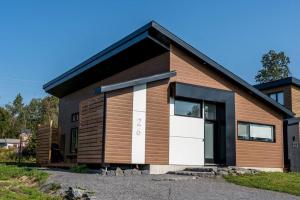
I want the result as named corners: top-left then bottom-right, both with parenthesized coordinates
top-left (131, 84), bottom-right (147, 164)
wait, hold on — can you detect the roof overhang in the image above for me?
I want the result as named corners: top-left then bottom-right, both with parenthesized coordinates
top-left (95, 71), bottom-right (176, 93)
top-left (44, 21), bottom-right (294, 118)
top-left (254, 77), bottom-right (300, 91)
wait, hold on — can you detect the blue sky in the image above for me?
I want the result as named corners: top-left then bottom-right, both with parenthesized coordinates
top-left (0, 1), bottom-right (299, 106)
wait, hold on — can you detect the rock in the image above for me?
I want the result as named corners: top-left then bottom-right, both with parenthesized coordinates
top-left (141, 170), bottom-right (150, 175)
top-left (64, 187), bottom-right (90, 200)
top-left (124, 169), bottom-right (133, 176)
top-left (116, 167), bottom-right (124, 176)
top-left (218, 171), bottom-right (229, 176)
top-left (40, 182), bottom-right (62, 194)
top-left (132, 168), bottom-right (142, 175)
top-left (106, 170), bottom-right (116, 176)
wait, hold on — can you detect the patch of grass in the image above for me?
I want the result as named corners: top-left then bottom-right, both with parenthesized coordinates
top-left (224, 172), bottom-right (300, 196)
top-left (70, 164), bottom-right (89, 173)
top-left (0, 164), bottom-right (61, 200)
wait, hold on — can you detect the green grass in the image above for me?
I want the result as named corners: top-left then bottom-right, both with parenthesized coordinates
top-left (0, 164), bottom-right (61, 200)
top-left (225, 172), bottom-right (300, 196)
top-left (70, 164), bottom-right (89, 173)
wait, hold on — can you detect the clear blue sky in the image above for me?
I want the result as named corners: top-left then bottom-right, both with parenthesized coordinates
top-left (0, 1), bottom-right (299, 106)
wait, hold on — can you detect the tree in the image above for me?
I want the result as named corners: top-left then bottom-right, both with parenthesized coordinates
top-left (255, 50), bottom-right (291, 84)
top-left (41, 96), bottom-right (59, 127)
top-left (0, 107), bottom-right (11, 138)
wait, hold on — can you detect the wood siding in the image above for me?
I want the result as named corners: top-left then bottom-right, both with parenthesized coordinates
top-left (105, 87), bottom-right (133, 163)
top-left (58, 53), bottom-right (169, 159)
top-left (145, 79), bottom-right (170, 164)
top-left (78, 94), bottom-right (104, 164)
top-left (37, 124), bottom-right (57, 164)
top-left (259, 85), bottom-right (292, 111)
top-left (291, 85), bottom-right (300, 117)
top-left (170, 45), bottom-right (284, 168)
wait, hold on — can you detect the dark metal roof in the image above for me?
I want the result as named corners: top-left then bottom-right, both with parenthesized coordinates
top-left (286, 117), bottom-right (300, 125)
top-left (43, 21), bottom-right (294, 117)
top-left (95, 71), bottom-right (176, 93)
top-left (254, 77), bottom-right (300, 90)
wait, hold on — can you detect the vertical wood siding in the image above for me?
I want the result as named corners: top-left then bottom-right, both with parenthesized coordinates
top-left (105, 87), bottom-right (133, 163)
top-left (145, 79), bottom-right (170, 164)
top-left (170, 45), bottom-right (284, 168)
top-left (78, 94), bottom-right (104, 164)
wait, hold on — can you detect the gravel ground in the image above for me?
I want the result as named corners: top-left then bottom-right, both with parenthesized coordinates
top-left (45, 169), bottom-right (300, 200)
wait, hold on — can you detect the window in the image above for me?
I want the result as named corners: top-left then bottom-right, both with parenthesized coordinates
top-left (71, 112), bottom-right (79, 122)
top-left (238, 122), bottom-right (275, 142)
top-left (70, 128), bottom-right (78, 153)
top-left (204, 103), bottom-right (216, 120)
top-left (174, 99), bottom-right (202, 118)
top-left (268, 92), bottom-right (284, 105)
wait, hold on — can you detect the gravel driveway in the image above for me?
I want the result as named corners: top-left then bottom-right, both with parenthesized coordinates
top-left (45, 169), bottom-right (300, 200)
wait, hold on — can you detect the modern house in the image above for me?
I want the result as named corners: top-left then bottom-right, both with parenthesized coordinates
top-left (255, 77), bottom-right (300, 172)
top-left (38, 21), bottom-right (295, 173)
top-left (254, 77), bottom-right (300, 117)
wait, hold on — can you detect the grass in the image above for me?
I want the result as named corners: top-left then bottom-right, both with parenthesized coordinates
top-left (70, 164), bottom-right (89, 173)
top-left (0, 164), bottom-right (61, 200)
top-left (225, 172), bottom-right (300, 196)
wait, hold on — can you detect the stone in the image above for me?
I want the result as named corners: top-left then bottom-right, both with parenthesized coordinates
top-left (132, 168), bottom-right (142, 175)
top-left (106, 170), bottom-right (116, 176)
top-left (124, 169), bottom-right (133, 176)
top-left (141, 170), bottom-right (150, 175)
top-left (116, 167), bottom-right (124, 176)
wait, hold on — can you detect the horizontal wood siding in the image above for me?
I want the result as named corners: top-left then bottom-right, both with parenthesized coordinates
top-left (235, 90), bottom-right (283, 168)
top-left (145, 79), bottom-right (170, 164)
top-left (105, 87), bottom-right (133, 164)
top-left (170, 45), bottom-right (284, 168)
top-left (291, 85), bottom-right (300, 117)
top-left (78, 94), bottom-right (104, 164)
top-left (37, 124), bottom-right (56, 164)
top-left (58, 53), bottom-right (169, 162)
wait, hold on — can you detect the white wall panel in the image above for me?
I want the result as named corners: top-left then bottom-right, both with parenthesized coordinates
top-left (169, 97), bottom-right (204, 165)
top-left (131, 84), bottom-right (146, 164)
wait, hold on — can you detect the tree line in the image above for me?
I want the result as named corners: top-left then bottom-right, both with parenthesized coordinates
top-left (0, 93), bottom-right (59, 139)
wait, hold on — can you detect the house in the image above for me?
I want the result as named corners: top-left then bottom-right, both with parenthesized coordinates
top-left (39, 21), bottom-right (295, 173)
top-left (254, 77), bottom-right (300, 117)
top-left (0, 138), bottom-right (20, 149)
top-left (255, 78), bottom-right (300, 172)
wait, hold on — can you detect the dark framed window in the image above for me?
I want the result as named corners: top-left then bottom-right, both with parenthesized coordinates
top-left (70, 128), bottom-right (78, 153)
top-left (204, 103), bottom-right (216, 120)
top-left (71, 112), bottom-right (79, 122)
top-left (237, 122), bottom-right (275, 142)
top-left (268, 92), bottom-right (284, 105)
top-left (174, 99), bottom-right (202, 118)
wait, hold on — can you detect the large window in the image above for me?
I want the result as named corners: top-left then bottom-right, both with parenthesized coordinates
top-left (70, 128), bottom-right (78, 153)
top-left (269, 92), bottom-right (284, 105)
top-left (238, 122), bottom-right (275, 142)
top-left (174, 99), bottom-right (202, 118)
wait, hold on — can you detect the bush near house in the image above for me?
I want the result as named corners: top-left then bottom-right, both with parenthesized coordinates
top-left (225, 172), bottom-right (300, 196)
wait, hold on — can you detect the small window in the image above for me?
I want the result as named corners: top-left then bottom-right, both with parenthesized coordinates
top-left (204, 103), bottom-right (216, 120)
top-left (71, 113), bottom-right (79, 122)
top-left (238, 122), bottom-right (275, 142)
top-left (268, 92), bottom-right (284, 105)
top-left (70, 128), bottom-right (78, 153)
top-left (174, 99), bottom-right (202, 118)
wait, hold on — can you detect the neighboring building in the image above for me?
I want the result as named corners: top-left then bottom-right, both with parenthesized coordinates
top-left (39, 21), bottom-right (294, 173)
top-left (254, 77), bottom-right (300, 117)
top-left (0, 138), bottom-right (20, 149)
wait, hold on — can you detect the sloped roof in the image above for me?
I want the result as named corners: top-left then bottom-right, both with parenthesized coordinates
top-left (43, 21), bottom-right (294, 117)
